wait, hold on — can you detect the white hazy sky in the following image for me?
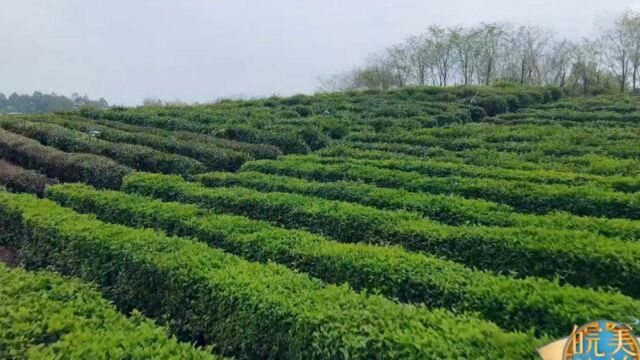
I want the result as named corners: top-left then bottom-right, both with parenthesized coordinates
top-left (0, 0), bottom-right (637, 105)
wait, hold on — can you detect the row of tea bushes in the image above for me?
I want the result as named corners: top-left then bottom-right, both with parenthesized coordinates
top-left (0, 128), bottom-right (131, 189)
top-left (0, 191), bottom-right (542, 359)
top-left (346, 129), bottom-right (640, 159)
top-left (201, 170), bottom-right (514, 225)
top-left (532, 95), bottom-right (640, 112)
top-left (28, 115), bottom-right (252, 170)
top-left (0, 264), bottom-right (218, 359)
top-left (46, 181), bottom-right (640, 338)
top-left (125, 172), bottom-right (640, 297)
top-left (0, 159), bottom-right (56, 196)
top-left (71, 84), bottom-right (562, 154)
top-left (70, 115), bottom-right (284, 159)
top-left (308, 148), bottom-right (640, 192)
top-left (403, 121), bottom-right (639, 144)
top-left (78, 107), bottom-right (326, 154)
top-left (329, 142), bottom-right (640, 177)
top-left (200, 170), bottom-right (640, 241)
top-left (349, 121), bottom-right (640, 146)
top-left (76, 84), bottom-right (559, 127)
top-left (486, 116), bottom-right (636, 128)
top-left (0, 119), bottom-right (206, 175)
top-left (497, 109), bottom-right (640, 123)
top-left (242, 158), bottom-right (640, 219)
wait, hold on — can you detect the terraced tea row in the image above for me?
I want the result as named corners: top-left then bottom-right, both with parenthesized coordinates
top-left (0, 159), bottom-right (56, 196)
top-left (0, 191), bottom-right (542, 359)
top-left (44, 181), bottom-right (640, 338)
top-left (0, 128), bottom-right (131, 188)
top-left (242, 158), bottom-right (640, 219)
top-left (25, 115), bottom-right (273, 169)
top-left (310, 148), bottom-right (640, 192)
top-left (0, 264), bottom-right (217, 359)
top-left (0, 119), bottom-right (207, 175)
top-left (123, 172), bottom-right (640, 297)
top-left (199, 170), bottom-right (640, 240)
top-left (69, 116), bottom-right (282, 159)
top-left (496, 109), bottom-right (640, 124)
top-left (331, 142), bottom-right (640, 176)
top-left (346, 128), bottom-right (640, 158)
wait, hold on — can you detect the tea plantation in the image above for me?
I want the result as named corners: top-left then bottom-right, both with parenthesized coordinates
top-left (1, 84), bottom-right (639, 359)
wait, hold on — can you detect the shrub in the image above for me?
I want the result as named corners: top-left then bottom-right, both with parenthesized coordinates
top-left (128, 172), bottom-right (640, 297)
top-left (0, 191), bottom-right (542, 359)
top-left (0, 159), bottom-right (56, 196)
top-left (0, 264), bottom-right (217, 359)
top-left (306, 152), bottom-right (640, 192)
top-left (40, 115), bottom-right (253, 170)
top-left (293, 105), bottom-right (313, 117)
top-left (0, 128), bottom-right (132, 189)
top-left (469, 105), bottom-right (487, 121)
top-left (197, 170), bottom-right (640, 240)
top-left (243, 158), bottom-right (640, 219)
top-left (85, 116), bottom-right (282, 160)
top-left (0, 119), bottom-right (206, 175)
top-left (47, 181), bottom-right (640, 338)
top-left (475, 95), bottom-right (509, 116)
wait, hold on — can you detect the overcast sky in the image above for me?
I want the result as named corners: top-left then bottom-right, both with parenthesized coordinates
top-left (0, 0), bottom-right (637, 105)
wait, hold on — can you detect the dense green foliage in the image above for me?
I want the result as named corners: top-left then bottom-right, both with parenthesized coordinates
top-left (76, 85), bottom-right (558, 153)
top-left (345, 125), bottom-right (640, 159)
top-left (0, 264), bottom-right (217, 359)
top-left (45, 181), bottom-right (640, 338)
top-left (0, 159), bottom-right (56, 196)
top-left (332, 142), bottom-right (640, 176)
top-left (0, 191), bottom-right (543, 359)
top-left (0, 118), bottom-right (206, 174)
top-left (0, 128), bottom-right (132, 188)
top-left (2, 86), bottom-right (640, 358)
top-left (198, 170), bottom-right (640, 240)
top-left (125, 173), bottom-right (640, 297)
top-left (75, 116), bottom-right (283, 159)
top-left (310, 148), bottom-right (640, 191)
top-left (26, 115), bottom-right (276, 169)
top-left (242, 157), bottom-right (640, 219)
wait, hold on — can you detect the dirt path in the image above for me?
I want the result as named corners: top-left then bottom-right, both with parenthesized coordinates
top-left (0, 245), bottom-right (18, 267)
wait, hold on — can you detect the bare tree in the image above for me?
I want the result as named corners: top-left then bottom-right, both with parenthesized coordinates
top-left (545, 40), bottom-right (576, 88)
top-left (452, 26), bottom-right (482, 85)
top-left (406, 34), bottom-right (431, 86)
top-left (506, 25), bottom-right (550, 85)
top-left (571, 39), bottom-right (604, 95)
top-left (316, 72), bottom-right (353, 92)
top-left (426, 26), bottom-right (456, 86)
top-left (386, 44), bottom-right (412, 88)
top-left (349, 53), bottom-right (398, 90)
top-left (621, 12), bottom-right (640, 90)
top-left (321, 11), bottom-right (638, 94)
top-left (477, 23), bottom-right (506, 85)
top-left (605, 14), bottom-right (633, 92)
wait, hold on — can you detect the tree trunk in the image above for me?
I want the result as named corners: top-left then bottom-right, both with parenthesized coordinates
top-left (485, 59), bottom-right (492, 86)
